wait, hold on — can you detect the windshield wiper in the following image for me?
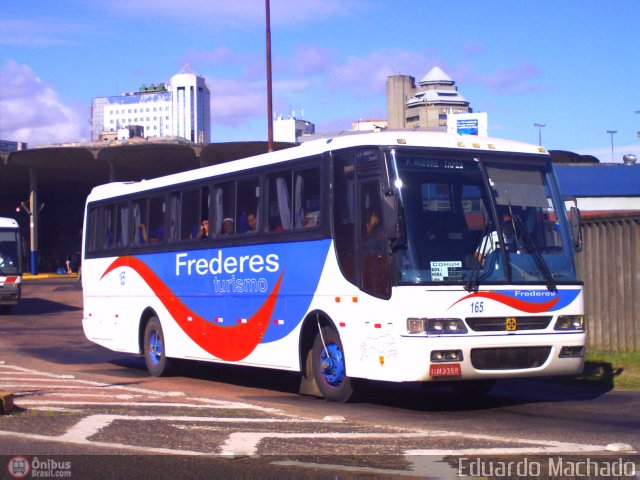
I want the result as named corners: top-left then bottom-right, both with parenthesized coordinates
top-left (512, 215), bottom-right (557, 292)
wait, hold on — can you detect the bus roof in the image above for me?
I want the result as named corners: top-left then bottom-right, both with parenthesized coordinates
top-left (0, 217), bottom-right (19, 229)
top-left (86, 131), bottom-right (548, 202)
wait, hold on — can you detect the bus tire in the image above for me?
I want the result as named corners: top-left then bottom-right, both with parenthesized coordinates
top-left (143, 316), bottom-right (173, 377)
top-left (312, 326), bottom-right (356, 403)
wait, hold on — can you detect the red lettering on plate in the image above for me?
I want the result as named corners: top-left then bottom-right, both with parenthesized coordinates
top-left (429, 363), bottom-right (461, 377)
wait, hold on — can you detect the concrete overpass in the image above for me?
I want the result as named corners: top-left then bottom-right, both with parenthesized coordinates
top-left (0, 139), bottom-right (294, 273)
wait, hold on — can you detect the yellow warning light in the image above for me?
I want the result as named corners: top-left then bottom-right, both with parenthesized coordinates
top-left (379, 356), bottom-right (385, 366)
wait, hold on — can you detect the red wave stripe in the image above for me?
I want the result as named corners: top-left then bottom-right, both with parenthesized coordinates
top-left (101, 256), bottom-right (284, 361)
top-left (451, 291), bottom-right (560, 313)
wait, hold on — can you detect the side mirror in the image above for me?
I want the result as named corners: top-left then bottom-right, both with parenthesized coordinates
top-left (569, 206), bottom-right (582, 252)
top-left (381, 193), bottom-right (406, 250)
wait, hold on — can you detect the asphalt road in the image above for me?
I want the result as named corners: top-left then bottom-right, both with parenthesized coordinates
top-left (0, 278), bottom-right (638, 478)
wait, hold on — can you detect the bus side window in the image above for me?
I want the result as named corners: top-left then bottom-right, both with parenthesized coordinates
top-left (132, 199), bottom-right (148, 245)
top-left (86, 206), bottom-right (99, 252)
top-left (237, 179), bottom-right (260, 234)
top-left (102, 205), bottom-right (115, 249)
top-left (212, 182), bottom-right (236, 236)
top-left (298, 168), bottom-right (321, 228)
top-left (268, 174), bottom-right (292, 231)
top-left (148, 196), bottom-right (165, 243)
top-left (168, 193), bottom-right (180, 242)
top-left (116, 204), bottom-right (129, 248)
top-left (181, 190), bottom-right (200, 240)
top-left (267, 167), bottom-right (321, 231)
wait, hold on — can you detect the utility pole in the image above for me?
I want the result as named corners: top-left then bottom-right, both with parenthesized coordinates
top-left (534, 123), bottom-right (546, 146)
top-left (607, 129), bottom-right (617, 162)
top-left (265, 0), bottom-right (274, 152)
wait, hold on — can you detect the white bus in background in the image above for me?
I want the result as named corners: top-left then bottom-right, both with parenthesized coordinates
top-left (81, 132), bottom-right (586, 402)
top-left (0, 217), bottom-right (24, 314)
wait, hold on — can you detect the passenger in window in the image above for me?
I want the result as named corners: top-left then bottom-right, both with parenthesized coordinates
top-left (303, 210), bottom-right (320, 227)
top-left (199, 220), bottom-right (209, 239)
top-left (246, 213), bottom-right (257, 232)
top-left (476, 214), bottom-right (518, 260)
top-left (222, 218), bottom-right (235, 235)
top-left (135, 223), bottom-right (147, 244)
top-left (362, 207), bottom-right (384, 248)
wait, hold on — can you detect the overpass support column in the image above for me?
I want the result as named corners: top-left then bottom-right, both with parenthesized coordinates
top-left (29, 168), bottom-right (38, 275)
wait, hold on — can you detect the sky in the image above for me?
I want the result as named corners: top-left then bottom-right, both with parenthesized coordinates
top-left (1, 0), bottom-right (639, 163)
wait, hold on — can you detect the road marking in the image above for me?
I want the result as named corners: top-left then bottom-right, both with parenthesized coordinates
top-left (15, 400), bottom-right (276, 409)
top-left (0, 361), bottom-right (630, 463)
top-left (218, 429), bottom-right (611, 457)
top-left (0, 362), bottom-right (282, 413)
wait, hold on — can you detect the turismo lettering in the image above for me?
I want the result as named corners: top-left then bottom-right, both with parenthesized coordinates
top-left (176, 251), bottom-right (280, 276)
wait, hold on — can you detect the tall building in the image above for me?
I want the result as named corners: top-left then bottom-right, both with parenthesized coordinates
top-left (91, 67), bottom-right (210, 143)
top-left (386, 66), bottom-right (471, 130)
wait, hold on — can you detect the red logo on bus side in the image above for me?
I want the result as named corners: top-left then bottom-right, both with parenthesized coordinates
top-left (101, 256), bottom-right (284, 361)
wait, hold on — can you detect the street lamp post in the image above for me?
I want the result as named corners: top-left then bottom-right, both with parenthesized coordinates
top-left (265, 0), bottom-right (273, 152)
top-left (607, 129), bottom-right (617, 162)
top-left (534, 123), bottom-right (546, 146)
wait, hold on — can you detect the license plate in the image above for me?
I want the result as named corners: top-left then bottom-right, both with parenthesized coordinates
top-left (430, 363), bottom-right (461, 377)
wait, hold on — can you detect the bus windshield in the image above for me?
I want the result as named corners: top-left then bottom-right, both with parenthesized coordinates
top-left (0, 229), bottom-right (22, 276)
top-left (390, 150), bottom-right (577, 287)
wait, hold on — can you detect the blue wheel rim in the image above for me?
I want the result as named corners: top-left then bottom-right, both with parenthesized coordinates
top-left (148, 329), bottom-right (163, 365)
top-left (319, 343), bottom-right (345, 386)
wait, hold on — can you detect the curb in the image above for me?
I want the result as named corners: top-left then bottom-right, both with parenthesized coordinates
top-left (0, 392), bottom-right (13, 415)
top-left (22, 273), bottom-right (79, 280)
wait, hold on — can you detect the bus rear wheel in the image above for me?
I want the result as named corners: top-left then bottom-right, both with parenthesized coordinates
top-left (312, 326), bottom-right (356, 403)
top-left (143, 316), bottom-right (173, 377)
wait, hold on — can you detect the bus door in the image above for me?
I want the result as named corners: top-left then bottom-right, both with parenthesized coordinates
top-left (332, 148), bottom-right (392, 300)
top-left (357, 180), bottom-right (391, 299)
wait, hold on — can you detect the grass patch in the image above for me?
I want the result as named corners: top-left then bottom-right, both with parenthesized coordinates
top-left (578, 350), bottom-right (640, 391)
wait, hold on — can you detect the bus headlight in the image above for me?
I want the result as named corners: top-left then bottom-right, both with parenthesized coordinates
top-left (554, 315), bottom-right (585, 331)
top-left (406, 318), bottom-right (467, 335)
top-left (428, 318), bottom-right (467, 334)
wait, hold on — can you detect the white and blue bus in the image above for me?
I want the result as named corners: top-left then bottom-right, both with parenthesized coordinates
top-left (82, 132), bottom-right (585, 402)
top-left (0, 217), bottom-right (24, 314)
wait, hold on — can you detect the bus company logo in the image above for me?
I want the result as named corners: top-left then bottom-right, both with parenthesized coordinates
top-left (7, 456), bottom-right (30, 479)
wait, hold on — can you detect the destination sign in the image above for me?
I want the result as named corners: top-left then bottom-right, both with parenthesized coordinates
top-left (398, 157), bottom-right (475, 172)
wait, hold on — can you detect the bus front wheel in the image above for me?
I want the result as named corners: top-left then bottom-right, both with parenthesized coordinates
top-left (312, 326), bottom-right (356, 402)
top-left (143, 316), bottom-right (173, 377)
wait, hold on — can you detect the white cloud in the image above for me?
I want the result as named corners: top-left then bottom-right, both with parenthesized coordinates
top-left (0, 60), bottom-right (87, 146)
top-left (100, 0), bottom-right (370, 27)
top-left (209, 78), bottom-right (265, 126)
